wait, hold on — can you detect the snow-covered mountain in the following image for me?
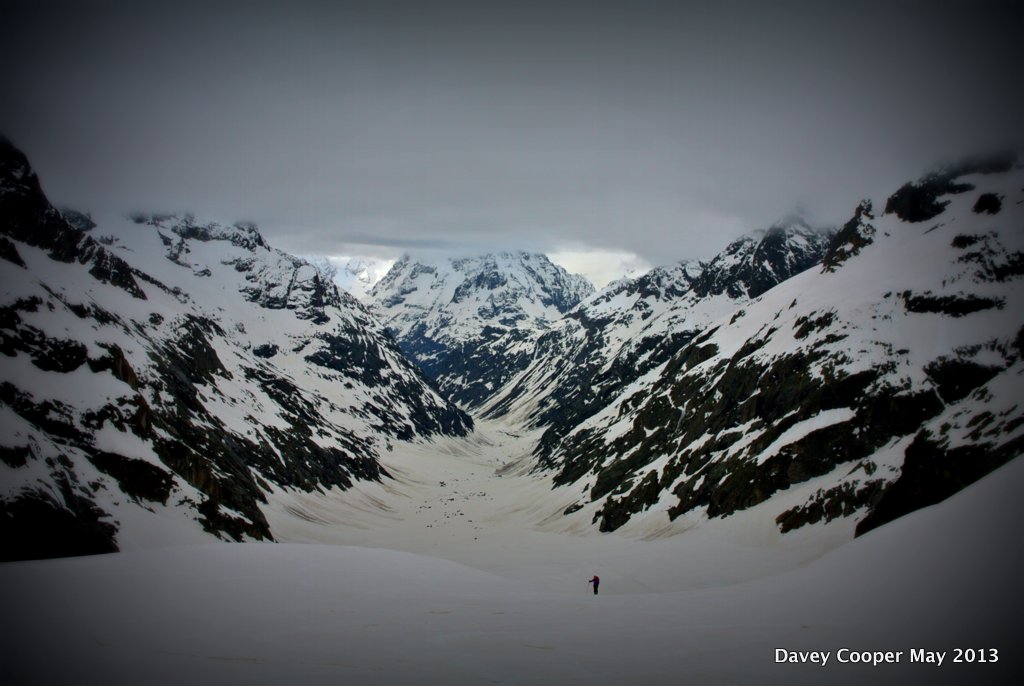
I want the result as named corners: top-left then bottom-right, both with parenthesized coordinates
top-left (480, 220), bottom-right (835, 457)
top-left (539, 155), bottom-right (1024, 534)
top-left (333, 256), bottom-right (394, 300)
top-left (367, 251), bottom-right (594, 408)
top-left (4, 126), bottom-right (1021, 565)
top-left (0, 138), bottom-right (471, 561)
top-left (303, 255), bottom-right (394, 301)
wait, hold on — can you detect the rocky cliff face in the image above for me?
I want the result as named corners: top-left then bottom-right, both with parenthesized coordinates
top-left (0, 138), bottom-right (471, 561)
top-left (538, 158), bottom-right (1023, 535)
top-left (368, 251), bottom-right (594, 408)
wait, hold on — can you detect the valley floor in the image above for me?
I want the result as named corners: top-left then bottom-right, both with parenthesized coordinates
top-left (2, 420), bottom-right (1021, 685)
top-left (263, 418), bottom-right (857, 594)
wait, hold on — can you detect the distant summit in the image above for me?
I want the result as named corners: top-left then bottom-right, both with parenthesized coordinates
top-left (302, 255), bottom-right (395, 301)
top-left (368, 251), bottom-right (594, 408)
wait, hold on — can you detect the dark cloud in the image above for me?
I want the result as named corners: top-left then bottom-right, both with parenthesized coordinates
top-left (2, 0), bottom-right (1021, 268)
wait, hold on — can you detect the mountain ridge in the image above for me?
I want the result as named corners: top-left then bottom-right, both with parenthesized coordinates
top-left (0, 138), bottom-right (471, 561)
top-left (479, 220), bottom-right (837, 455)
top-left (536, 158), bottom-right (1024, 535)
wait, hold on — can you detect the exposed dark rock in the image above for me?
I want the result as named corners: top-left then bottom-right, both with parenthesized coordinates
top-left (156, 315), bottom-right (231, 386)
top-left (65, 301), bottom-right (122, 326)
top-left (950, 232), bottom-right (1024, 283)
top-left (253, 343), bottom-right (278, 358)
top-left (0, 235), bottom-right (25, 267)
top-left (415, 327), bottom-right (538, 408)
top-left (884, 178), bottom-right (972, 223)
top-left (87, 451), bottom-right (174, 504)
top-left (902, 291), bottom-right (1004, 317)
top-left (563, 501), bottom-right (584, 515)
top-left (305, 332), bottom-right (388, 385)
top-left (0, 490), bottom-right (118, 562)
top-left (856, 431), bottom-right (1024, 536)
top-left (60, 208), bottom-right (97, 232)
top-left (822, 200), bottom-right (875, 271)
top-left (973, 192), bottom-right (1003, 214)
top-left (0, 444), bottom-right (31, 468)
top-left (924, 357), bottom-right (1002, 403)
top-left (793, 310), bottom-right (836, 339)
top-left (582, 325), bottom-right (948, 532)
top-left (951, 234), bottom-right (982, 249)
top-left (452, 269), bottom-right (507, 302)
top-left (0, 382), bottom-right (83, 441)
top-left (164, 215), bottom-right (269, 251)
top-left (88, 343), bottom-right (141, 390)
top-left (595, 470), bottom-right (661, 532)
top-left (30, 337), bottom-right (89, 373)
top-left (0, 313), bottom-right (98, 372)
top-left (667, 379), bottom-right (942, 522)
top-left (776, 479), bottom-right (886, 533)
top-left (80, 394), bottom-right (152, 438)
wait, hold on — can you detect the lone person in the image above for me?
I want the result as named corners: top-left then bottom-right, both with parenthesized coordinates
top-left (589, 575), bottom-right (600, 595)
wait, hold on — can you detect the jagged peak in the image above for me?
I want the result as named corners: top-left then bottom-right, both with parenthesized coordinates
top-left (714, 218), bottom-right (826, 260)
top-left (687, 222), bottom-right (835, 301)
top-left (130, 212), bottom-right (270, 251)
top-left (582, 222), bottom-right (833, 312)
top-left (710, 220), bottom-right (833, 262)
top-left (587, 259), bottom-right (700, 306)
top-left (822, 199), bottom-right (876, 273)
top-left (0, 137), bottom-right (147, 299)
top-left (0, 136), bottom-right (43, 195)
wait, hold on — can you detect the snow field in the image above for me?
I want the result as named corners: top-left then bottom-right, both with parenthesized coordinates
top-left (3, 453), bottom-right (1021, 685)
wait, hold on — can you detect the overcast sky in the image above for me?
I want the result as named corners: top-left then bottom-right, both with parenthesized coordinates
top-left (2, 0), bottom-right (1021, 286)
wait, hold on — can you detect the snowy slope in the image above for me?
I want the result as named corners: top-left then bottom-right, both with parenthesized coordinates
top-left (2, 454), bottom-right (1020, 685)
top-left (0, 138), bottom-right (471, 560)
top-left (368, 251), bottom-right (594, 408)
top-left (479, 221), bottom-right (835, 467)
top-left (539, 156), bottom-right (1024, 534)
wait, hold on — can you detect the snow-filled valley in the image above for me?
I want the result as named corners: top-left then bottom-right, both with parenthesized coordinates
top-left (263, 420), bottom-right (855, 591)
top-left (2, 428), bottom-right (1021, 685)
